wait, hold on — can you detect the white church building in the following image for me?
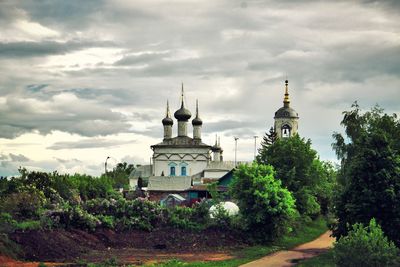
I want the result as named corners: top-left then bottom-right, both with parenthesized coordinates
top-left (129, 85), bottom-right (234, 201)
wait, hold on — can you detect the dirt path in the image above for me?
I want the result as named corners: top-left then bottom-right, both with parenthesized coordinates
top-left (240, 231), bottom-right (335, 267)
top-left (0, 255), bottom-right (61, 267)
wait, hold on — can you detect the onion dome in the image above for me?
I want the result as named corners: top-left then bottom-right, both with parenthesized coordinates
top-left (192, 100), bottom-right (203, 126)
top-left (162, 100), bottom-right (173, 125)
top-left (174, 84), bottom-right (192, 121)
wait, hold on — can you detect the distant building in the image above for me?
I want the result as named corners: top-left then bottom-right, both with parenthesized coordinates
top-left (129, 85), bottom-right (236, 201)
top-left (274, 80), bottom-right (299, 138)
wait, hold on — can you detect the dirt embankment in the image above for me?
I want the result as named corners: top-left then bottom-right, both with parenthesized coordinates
top-left (8, 227), bottom-right (247, 265)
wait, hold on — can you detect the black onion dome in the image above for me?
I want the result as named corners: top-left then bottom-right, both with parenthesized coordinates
top-left (192, 116), bottom-right (202, 126)
top-left (174, 105), bottom-right (192, 121)
top-left (162, 116), bottom-right (173, 125)
top-left (274, 107), bottom-right (299, 118)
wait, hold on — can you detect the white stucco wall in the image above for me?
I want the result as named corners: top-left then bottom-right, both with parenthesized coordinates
top-left (153, 146), bottom-right (211, 176)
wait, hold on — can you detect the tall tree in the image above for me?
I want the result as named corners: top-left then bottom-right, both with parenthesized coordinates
top-left (332, 103), bottom-right (400, 245)
top-left (257, 134), bottom-right (336, 217)
top-left (257, 127), bottom-right (277, 162)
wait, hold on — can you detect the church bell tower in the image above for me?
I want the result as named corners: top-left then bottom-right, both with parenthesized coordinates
top-left (274, 80), bottom-right (299, 138)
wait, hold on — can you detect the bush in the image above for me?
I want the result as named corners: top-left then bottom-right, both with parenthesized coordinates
top-left (333, 218), bottom-right (400, 267)
top-left (84, 197), bottom-right (161, 231)
top-left (208, 203), bottom-right (232, 228)
top-left (165, 206), bottom-right (201, 230)
top-left (42, 204), bottom-right (100, 231)
top-left (0, 191), bottom-right (45, 219)
top-left (229, 163), bottom-right (297, 241)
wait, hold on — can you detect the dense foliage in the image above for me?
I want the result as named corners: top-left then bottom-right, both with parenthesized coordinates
top-left (333, 219), bottom-right (400, 267)
top-left (0, 169), bottom-right (222, 234)
top-left (332, 104), bottom-right (400, 245)
top-left (229, 163), bottom-right (296, 241)
top-left (257, 134), bottom-right (336, 218)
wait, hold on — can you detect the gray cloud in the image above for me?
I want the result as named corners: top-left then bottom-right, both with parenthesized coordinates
top-left (47, 138), bottom-right (136, 150)
top-left (8, 153), bottom-right (30, 162)
top-left (0, 40), bottom-right (116, 58)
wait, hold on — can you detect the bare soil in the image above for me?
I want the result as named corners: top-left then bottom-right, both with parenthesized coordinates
top-left (6, 227), bottom-right (246, 266)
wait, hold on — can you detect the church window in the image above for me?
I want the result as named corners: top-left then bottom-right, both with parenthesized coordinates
top-left (181, 166), bottom-right (187, 176)
top-left (179, 162), bottom-right (188, 176)
top-left (170, 166), bottom-right (176, 176)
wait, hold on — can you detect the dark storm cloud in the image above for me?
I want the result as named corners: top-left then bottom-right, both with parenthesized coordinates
top-left (48, 138), bottom-right (136, 150)
top-left (0, 40), bottom-right (116, 58)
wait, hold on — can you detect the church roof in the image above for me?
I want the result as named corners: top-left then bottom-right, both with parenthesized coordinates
top-left (274, 106), bottom-right (299, 119)
top-left (128, 165), bottom-right (152, 179)
top-left (151, 136), bottom-right (211, 149)
top-left (147, 176), bottom-right (192, 191)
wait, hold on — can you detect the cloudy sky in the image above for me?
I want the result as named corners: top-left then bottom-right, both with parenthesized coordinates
top-left (0, 0), bottom-right (399, 176)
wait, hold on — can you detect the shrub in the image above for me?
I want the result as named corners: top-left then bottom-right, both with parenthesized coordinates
top-left (333, 218), bottom-right (400, 267)
top-left (165, 206), bottom-right (201, 230)
top-left (42, 204), bottom-right (100, 231)
top-left (0, 191), bottom-right (45, 219)
top-left (229, 163), bottom-right (297, 241)
top-left (208, 203), bottom-right (232, 228)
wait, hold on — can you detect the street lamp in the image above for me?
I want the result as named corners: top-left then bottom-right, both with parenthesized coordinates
top-left (105, 156), bottom-right (110, 175)
top-left (254, 135), bottom-right (258, 160)
top-left (234, 137), bottom-right (239, 167)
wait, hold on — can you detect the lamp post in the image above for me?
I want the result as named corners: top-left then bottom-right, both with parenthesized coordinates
top-left (105, 156), bottom-right (110, 176)
top-left (234, 137), bottom-right (239, 167)
top-left (254, 135), bottom-right (258, 160)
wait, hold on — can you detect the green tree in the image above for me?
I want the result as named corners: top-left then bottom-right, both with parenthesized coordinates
top-left (332, 104), bottom-right (400, 245)
top-left (257, 127), bottom-right (278, 161)
top-left (257, 134), bottom-right (335, 217)
top-left (229, 163), bottom-right (296, 241)
top-left (105, 162), bottom-right (135, 189)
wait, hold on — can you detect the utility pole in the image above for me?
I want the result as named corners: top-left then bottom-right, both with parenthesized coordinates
top-left (105, 156), bottom-right (110, 176)
top-left (254, 135), bottom-right (258, 160)
top-left (234, 137), bottom-right (239, 167)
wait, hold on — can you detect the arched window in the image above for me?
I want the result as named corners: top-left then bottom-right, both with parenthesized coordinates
top-left (170, 166), bottom-right (176, 176)
top-left (179, 162), bottom-right (188, 176)
top-left (181, 166), bottom-right (187, 176)
top-left (282, 124), bottom-right (291, 138)
top-left (168, 162), bottom-right (177, 176)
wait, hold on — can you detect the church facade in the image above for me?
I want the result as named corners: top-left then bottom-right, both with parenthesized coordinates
top-left (151, 90), bottom-right (212, 177)
top-left (129, 85), bottom-right (233, 201)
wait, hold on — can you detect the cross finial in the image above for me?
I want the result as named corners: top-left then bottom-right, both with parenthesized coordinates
top-left (166, 100), bottom-right (171, 117)
top-left (283, 79), bottom-right (290, 107)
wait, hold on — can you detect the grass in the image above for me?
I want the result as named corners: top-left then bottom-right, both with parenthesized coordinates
top-left (296, 249), bottom-right (335, 267)
top-left (14, 220), bottom-right (41, 231)
top-left (146, 216), bottom-right (329, 267)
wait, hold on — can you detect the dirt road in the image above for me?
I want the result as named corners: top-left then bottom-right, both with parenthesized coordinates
top-left (240, 231), bottom-right (335, 267)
